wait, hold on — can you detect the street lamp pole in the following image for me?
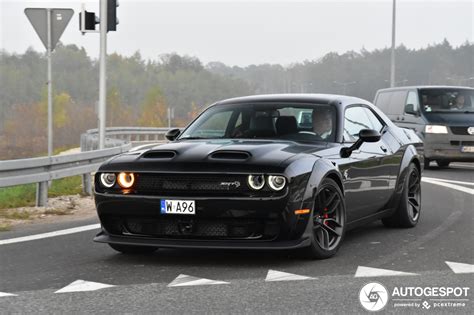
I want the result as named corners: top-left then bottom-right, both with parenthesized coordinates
top-left (390, 0), bottom-right (397, 88)
top-left (98, 0), bottom-right (107, 149)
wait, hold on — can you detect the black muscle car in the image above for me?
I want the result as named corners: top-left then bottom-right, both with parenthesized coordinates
top-left (94, 94), bottom-right (423, 259)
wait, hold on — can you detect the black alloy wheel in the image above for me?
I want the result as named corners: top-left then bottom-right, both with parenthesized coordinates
top-left (382, 163), bottom-right (421, 228)
top-left (406, 166), bottom-right (421, 222)
top-left (303, 178), bottom-right (346, 259)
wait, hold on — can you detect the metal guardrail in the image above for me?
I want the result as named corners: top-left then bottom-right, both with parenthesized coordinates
top-left (1, 127), bottom-right (173, 207)
top-left (80, 127), bottom-right (172, 151)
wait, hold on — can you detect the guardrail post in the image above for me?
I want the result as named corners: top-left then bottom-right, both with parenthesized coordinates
top-left (36, 182), bottom-right (48, 207)
top-left (82, 173), bottom-right (92, 195)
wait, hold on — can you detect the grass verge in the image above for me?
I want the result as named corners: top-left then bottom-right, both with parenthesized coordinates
top-left (0, 176), bottom-right (83, 210)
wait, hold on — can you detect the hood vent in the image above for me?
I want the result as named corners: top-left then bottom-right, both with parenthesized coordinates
top-left (141, 150), bottom-right (177, 159)
top-left (210, 151), bottom-right (251, 160)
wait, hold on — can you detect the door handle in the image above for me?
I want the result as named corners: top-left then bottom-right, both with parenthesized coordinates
top-left (380, 145), bottom-right (388, 153)
top-left (396, 117), bottom-right (400, 121)
top-left (401, 117), bottom-right (405, 121)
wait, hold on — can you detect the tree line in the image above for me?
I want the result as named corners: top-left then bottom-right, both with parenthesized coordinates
top-left (0, 39), bottom-right (472, 159)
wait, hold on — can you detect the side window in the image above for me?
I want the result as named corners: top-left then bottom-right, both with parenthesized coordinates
top-left (405, 91), bottom-right (419, 114)
top-left (344, 106), bottom-right (374, 142)
top-left (363, 108), bottom-right (384, 132)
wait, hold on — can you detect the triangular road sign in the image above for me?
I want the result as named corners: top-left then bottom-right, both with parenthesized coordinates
top-left (25, 8), bottom-right (74, 51)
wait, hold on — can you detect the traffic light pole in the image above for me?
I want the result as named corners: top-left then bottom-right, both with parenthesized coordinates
top-left (98, 0), bottom-right (107, 149)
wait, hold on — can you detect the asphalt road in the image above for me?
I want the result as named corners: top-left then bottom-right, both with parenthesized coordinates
top-left (1, 163), bottom-right (473, 314)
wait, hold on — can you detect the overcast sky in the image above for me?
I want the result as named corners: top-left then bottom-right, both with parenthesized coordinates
top-left (1, 0), bottom-right (472, 66)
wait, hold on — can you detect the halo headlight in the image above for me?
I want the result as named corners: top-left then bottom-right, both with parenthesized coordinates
top-left (268, 175), bottom-right (286, 191)
top-left (247, 174), bottom-right (265, 190)
top-left (117, 172), bottom-right (135, 189)
top-left (100, 173), bottom-right (116, 188)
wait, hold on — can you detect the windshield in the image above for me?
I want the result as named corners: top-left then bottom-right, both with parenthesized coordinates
top-left (420, 88), bottom-right (474, 113)
top-left (179, 103), bottom-right (337, 142)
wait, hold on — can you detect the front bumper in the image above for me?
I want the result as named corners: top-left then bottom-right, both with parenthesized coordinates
top-left (424, 133), bottom-right (474, 161)
top-left (94, 188), bottom-right (313, 248)
top-left (94, 230), bottom-right (311, 250)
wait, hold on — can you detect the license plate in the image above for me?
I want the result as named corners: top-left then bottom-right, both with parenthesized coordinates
top-left (461, 146), bottom-right (474, 153)
top-left (160, 200), bottom-right (195, 215)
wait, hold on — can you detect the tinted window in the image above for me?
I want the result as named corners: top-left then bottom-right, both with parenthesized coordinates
top-left (364, 108), bottom-right (384, 132)
top-left (344, 106), bottom-right (374, 142)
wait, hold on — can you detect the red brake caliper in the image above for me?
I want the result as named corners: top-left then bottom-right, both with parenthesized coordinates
top-left (323, 207), bottom-right (329, 225)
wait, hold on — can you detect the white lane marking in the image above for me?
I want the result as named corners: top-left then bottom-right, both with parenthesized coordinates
top-left (451, 163), bottom-right (474, 169)
top-left (421, 178), bottom-right (474, 195)
top-left (0, 292), bottom-right (17, 297)
top-left (168, 274), bottom-right (229, 287)
top-left (0, 224), bottom-right (100, 246)
top-left (265, 269), bottom-right (315, 282)
top-left (423, 177), bottom-right (474, 186)
top-left (55, 280), bottom-right (115, 293)
top-left (445, 261), bottom-right (474, 274)
top-left (355, 266), bottom-right (418, 277)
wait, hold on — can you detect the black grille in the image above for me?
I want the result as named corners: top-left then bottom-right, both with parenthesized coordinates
top-left (134, 173), bottom-right (282, 197)
top-left (450, 126), bottom-right (472, 135)
top-left (103, 216), bottom-right (279, 240)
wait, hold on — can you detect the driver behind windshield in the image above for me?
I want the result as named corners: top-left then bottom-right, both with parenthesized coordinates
top-left (312, 108), bottom-right (333, 140)
top-left (452, 94), bottom-right (466, 110)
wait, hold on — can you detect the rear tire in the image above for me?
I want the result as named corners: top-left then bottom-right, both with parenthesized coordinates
top-left (302, 178), bottom-right (346, 259)
top-left (382, 163), bottom-right (421, 228)
top-left (436, 160), bottom-right (450, 168)
top-left (108, 243), bottom-right (158, 254)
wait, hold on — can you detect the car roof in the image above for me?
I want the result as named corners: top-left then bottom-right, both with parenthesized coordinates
top-left (376, 85), bottom-right (474, 93)
top-left (214, 93), bottom-right (372, 108)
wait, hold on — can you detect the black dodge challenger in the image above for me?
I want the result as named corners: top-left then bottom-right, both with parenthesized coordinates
top-left (94, 94), bottom-right (423, 259)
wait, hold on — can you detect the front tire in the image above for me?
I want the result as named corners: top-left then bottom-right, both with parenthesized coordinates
top-left (436, 160), bottom-right (450, 168)
top-left (382, 163), bottom-right (421, 228)
top-left (302, 178), bottom-right (346, 259)
top-left (108, 243), bottom-right (158, 254)
top-left (423, 157), bottom-right (431, 169)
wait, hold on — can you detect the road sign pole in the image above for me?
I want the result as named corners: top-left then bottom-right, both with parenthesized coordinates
top-left (98, 0), bottom-right (107, 149)
top-left (47, 8), bottom-right (53, 158)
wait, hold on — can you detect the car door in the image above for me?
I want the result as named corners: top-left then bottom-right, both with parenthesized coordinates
top-left (339, 105), bottom-right (393, 221)
top-left (401, 90), bottom-right (425, 137)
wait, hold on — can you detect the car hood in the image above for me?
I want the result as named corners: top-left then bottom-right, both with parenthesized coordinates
top-left (100, 139), bottom-right (327, 173)
top-left (424, 112), bottom-right (474, 126)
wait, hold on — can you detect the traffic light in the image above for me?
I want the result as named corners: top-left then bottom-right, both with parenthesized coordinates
top-left (107, 0), bottom-right (119, 32)
top-left (79, 10), bottom-right (99, 34)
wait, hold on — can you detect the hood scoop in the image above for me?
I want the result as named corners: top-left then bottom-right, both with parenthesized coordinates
top-left (209, 150), bottom-right (251, 161)
top-left (141, 150), bottom-right (177, 159)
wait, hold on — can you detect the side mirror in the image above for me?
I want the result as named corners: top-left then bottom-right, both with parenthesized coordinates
top-left (165, 128), bottom-right (181, 141)
top-left (340, 129), bottom-right (381, 158)
top-left (405, 104), bottom-right (419, 116)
